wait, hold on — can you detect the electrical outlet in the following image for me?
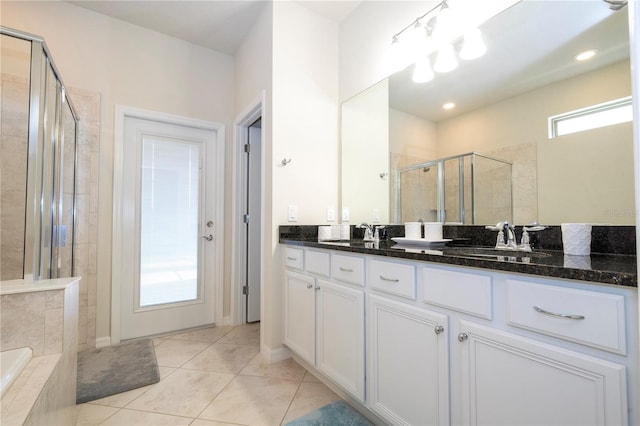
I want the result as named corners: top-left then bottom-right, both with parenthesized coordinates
top-left (288, 205), bottom-right (298, 222)
top-left (373, 208), bottom-right (380, 223)
top-left (327, 207), bottom-right (335, 222)
top-left (342, 207), bottom-right (350, 222)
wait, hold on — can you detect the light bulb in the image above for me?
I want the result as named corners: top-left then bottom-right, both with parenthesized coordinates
top-left (413, 56), bottom-right (434, 83)
top-left (433, 43), bottom-right (458, 73)
top-left (459, 28), bottom-right (486, 60)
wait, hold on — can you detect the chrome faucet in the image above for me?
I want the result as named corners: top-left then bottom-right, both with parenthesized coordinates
top-left (485, 221), bottom-right (546, 252)
top-left (357, 223), bottom-right (375, 241)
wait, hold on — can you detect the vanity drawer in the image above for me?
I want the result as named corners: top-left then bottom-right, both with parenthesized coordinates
top-left (305, 250), bottom-right (330, 277)
top-left (368, 259), bottom-right (416, 300)
top-left (284, 247), bottom-right (304, 270)
top-left (506, 280), bottom-right (626, 354)
top-left (421, 267), bottom-right (492, 319)
top-left (331, 254), bottom-right (364, 286)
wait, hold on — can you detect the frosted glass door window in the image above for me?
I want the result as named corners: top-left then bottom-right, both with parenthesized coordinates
top-left (139, 137), bottom-right (201, 307)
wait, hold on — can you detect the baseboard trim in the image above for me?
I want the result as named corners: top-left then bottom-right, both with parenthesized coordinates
top-left (261, 344), bottom-right (292, 364)
top-left (95, 336), bottom-right (111, 348)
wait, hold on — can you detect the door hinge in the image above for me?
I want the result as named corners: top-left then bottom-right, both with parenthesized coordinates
top-left (242, 285), bottom-right (248, 295)
top-left (243, 214), bottom-right (250, 224)
top-left (244, 143), bottom-right (250, 153)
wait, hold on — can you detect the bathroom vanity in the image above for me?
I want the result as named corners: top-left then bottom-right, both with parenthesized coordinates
top-left (280, 227), bottom-right (638, 425)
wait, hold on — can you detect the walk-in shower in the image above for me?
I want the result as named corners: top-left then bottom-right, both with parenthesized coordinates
top-left (1, 27), bottom-right (78, 280)
top-left (395, 152), bottom-right (513, 224)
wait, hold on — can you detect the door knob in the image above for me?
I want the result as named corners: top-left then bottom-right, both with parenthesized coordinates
top-left (202, 234), bottom-right (213, 241)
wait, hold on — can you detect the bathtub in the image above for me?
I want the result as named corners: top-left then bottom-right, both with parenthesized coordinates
top-left (1, 347), bottom-right (32, 397)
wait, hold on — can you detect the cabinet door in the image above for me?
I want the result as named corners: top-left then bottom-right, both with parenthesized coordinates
top-left (458, 321), bottom-right (627, 426)
top-left (368, 295), bottom-right (450, 425)
top-left (316, 280), bottom-right (365, 401)
top-left (283, 271), bottom-right (316, 365)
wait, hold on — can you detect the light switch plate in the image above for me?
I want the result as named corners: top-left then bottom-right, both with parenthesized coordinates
top-left (288, 205), bottom-right (298, 222)
top-left (342, 207), bottom-right (350, 222)
top-left (373, 208), bottom-right (380, 223)
top-left (327, 207), bottom-right (335, 222)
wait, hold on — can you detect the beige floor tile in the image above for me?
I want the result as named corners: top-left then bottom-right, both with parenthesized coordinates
top-left (199, 375), bottom-right (299, 425)
top-left (127, 368), bottom-right (235, 417)
top-left (167, 325), bottom-right (236, 343)
top-left (75, 403), bottom-right (118, 425)
top-left (302, 371), bottom-right (321, 383)
top-left (281, 381), bottom-right (341, 424)
top-left (89, 384), bottom-right (153, 408)
top-left (189, 419), bottom-right (245, 426)
top-left (100, 408), bottom-right (193, 425)
top-left (153, 337), bottom-right (168, 347)
top-left (217, 323), bottom-right (260, 346)
top-left (183, 343), bottom-right (259, 374)
top-left (154, 338), bottom-right (210, 367)
top-left (240, 353), bottom-right (306, 381)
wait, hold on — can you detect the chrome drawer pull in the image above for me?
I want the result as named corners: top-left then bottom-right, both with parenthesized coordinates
top-left (287, 257), bottom-right (297, 261)
top-left (533, 305), bottom-right (585, 320)
top-left (379, 275), bottom-right (400, 283)
top-left (339, 267), bottom-right (354, 272)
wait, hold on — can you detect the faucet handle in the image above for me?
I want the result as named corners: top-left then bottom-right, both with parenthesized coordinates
top-left (523, 225), bottom-right (546, 232)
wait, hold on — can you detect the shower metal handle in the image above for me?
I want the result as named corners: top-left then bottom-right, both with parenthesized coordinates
top-left (202, 234), bottom-right (213, 241)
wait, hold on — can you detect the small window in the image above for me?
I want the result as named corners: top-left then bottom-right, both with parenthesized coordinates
top-left (548, 96), bottom-right (633, 138)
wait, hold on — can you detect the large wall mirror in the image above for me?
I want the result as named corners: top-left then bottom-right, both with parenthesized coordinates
top-left (341, 0), bottom-right (633, 226)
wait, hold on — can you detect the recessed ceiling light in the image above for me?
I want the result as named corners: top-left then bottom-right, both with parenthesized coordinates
top-left (575, 49), bottom-right (598, 62)
top-left (443, 102), bottom-right (456, 110)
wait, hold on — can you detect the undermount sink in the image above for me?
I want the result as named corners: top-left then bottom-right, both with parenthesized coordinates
top-left (446, 247), bottom-right (553, 259)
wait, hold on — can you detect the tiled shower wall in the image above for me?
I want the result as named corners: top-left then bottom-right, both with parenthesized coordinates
top-left (67, 86), bottom-right (100, 351)
top-left (0, 72), bottom-right (99, 350)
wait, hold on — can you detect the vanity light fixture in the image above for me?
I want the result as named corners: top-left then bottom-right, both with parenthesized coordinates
top-left (443, 102), bottom-right (456, 110)
top-left (574, 49), bottom-right (598, 61)
top-left (389, 0), bottom-right (486, 83)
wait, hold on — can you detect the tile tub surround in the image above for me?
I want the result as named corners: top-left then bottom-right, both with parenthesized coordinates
top-left (0, 277), bottom-right (80, 425)
top-left (279, 225), bottom-right (637, 287)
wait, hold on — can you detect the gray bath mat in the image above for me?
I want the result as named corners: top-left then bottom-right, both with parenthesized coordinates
top-left (76, 339), bottom-right (160, 404)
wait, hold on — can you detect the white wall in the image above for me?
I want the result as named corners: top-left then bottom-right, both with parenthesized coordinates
top-left (268, 1), bottom-right (339, 351)
top-left (0, 1), bottom-right (235, 342)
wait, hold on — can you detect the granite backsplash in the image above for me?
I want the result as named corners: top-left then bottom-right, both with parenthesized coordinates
top-left (280, 224), bottom-right (636, 255)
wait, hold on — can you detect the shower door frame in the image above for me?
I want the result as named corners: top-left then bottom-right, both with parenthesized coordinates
top-left (1, 27), bottom-right (79, 281)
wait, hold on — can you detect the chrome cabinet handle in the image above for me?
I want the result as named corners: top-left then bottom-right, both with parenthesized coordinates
top-left (339, 267), bottom-right (354, 272)
top-left (533, 305), bottom-right (585, 320)
top-left (306, 283), bottom-right (313, 289)
top-left (379, 275), bottom-right (400, 283)
top-left (315, 286), bottom-right (320, 291)
top-left (434, 325), bottom-right (445, 335)
top-left (201, 234), bottom-right (213, 241)
top-left (458, 333), bottom-right (468, 342)
top-left (287, 257), bottom-right (297, 261)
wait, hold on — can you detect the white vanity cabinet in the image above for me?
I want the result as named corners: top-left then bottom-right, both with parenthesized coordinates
top-left (457, 320), bottom-right (628, 426)
top-left (367, 294), bottom-right (449, 425)
top-left (283, 270), bottom-right (316, 365)
top-left (281, 245), bottom-right (637, 426)
top-left (283, 248), bottom-right (366, 401)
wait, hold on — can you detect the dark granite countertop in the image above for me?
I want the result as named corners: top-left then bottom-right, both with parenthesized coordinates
top-left (280, 226), bottom-right (638, 288)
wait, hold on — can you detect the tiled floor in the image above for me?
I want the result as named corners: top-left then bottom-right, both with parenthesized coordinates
top-left (76, 323), bottom-right (341, 425)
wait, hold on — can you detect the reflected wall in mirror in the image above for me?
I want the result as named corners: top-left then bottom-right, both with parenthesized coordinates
top-left (341, 0), bottom-right (633, 225)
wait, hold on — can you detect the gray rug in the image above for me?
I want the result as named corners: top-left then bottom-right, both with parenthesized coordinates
top-left (285, 400), bottom-right (373, 426)
top-left (76, 339), bottom-right (160, 404)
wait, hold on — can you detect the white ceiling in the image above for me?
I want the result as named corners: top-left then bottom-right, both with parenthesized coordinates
top-left (67, 0), bottom-right (361, 55)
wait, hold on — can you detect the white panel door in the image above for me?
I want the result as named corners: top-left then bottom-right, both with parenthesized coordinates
top-left (120, 116), bottom-right (219, 339)
top-left (368, 294), bottom-right (450, 426)
top-left (459, 320), bottom-right (627, 426)
top-left (283, 270), bottom-right (316, 365)
top-left (316, 279), bottom-right (365, 401)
